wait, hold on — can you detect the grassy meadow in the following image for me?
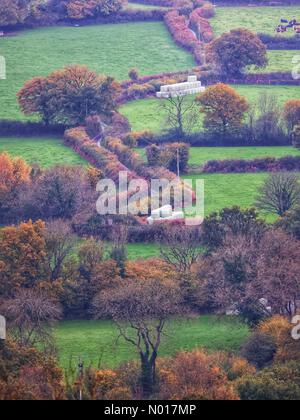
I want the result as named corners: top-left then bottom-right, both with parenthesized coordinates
top-left (0, 137), bottom-right (87, 167)
top-left (56, 316), bottom-right (250, 369)
top-left (0, 22), bottom-right (194, 121)
top-left (182, 172), bottom-right (271, 218)
top-left (211, 6), bottom-right (300, 37)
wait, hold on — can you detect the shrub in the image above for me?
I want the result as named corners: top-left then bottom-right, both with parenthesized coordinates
top-left (124, 131), bottom-right (154, 147)
top-left (125, 83), bottom-right (156, 100)
top-left (236, 362), bottom-right (300, 401)
top-left (128, 68), bottom-right (139, 82)
top-left (146, 142), bottom-right (190, 172)
top-left (240, 333), bottom-right (277, 369)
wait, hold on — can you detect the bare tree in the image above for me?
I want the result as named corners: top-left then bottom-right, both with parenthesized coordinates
top-left (254, 92), bottom-right (283, 141)
top-left (256, 229), bottom-right (300, 317)
top-left (255, 172), bottom-right (300, 216)
top-left (44, 219), bottom-right (76, 281)
top-left (198, 229), bottom-right (300, 320)
top-left (93, 278), bottom-right (182, 398)
top-left (1, 289), bottom-right (62, 351)
top-left (160, 226), bottom-right (202, 274)
top-left (160, 95), bottom-right (199, 137)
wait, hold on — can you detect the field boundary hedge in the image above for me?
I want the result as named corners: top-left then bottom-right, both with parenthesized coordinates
top-left (198, 155), bottom-right (300, 173)
top-left (0, 120), bottom-right (66, 137)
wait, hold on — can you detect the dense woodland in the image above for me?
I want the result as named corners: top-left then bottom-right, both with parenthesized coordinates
top-left (0, 0), bottom-right (300, 401)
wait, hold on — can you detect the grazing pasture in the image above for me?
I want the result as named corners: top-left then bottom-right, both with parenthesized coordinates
top-left (249, 50), bottom-right (298, 73)
top-left (0, 137), bottom-right (87, 167)
top-left (187, 146), bottom-right (300, 167)
top-left (211, 6), bottom-right (300, 37)
top-left (56, 316), bottom-right (250, 369)
top-left (182, 172), bottom-right (270, 218)
top-left (121, 84), bottom-right (300, 132)
top-left (0, 22), bottom-right (194, 121)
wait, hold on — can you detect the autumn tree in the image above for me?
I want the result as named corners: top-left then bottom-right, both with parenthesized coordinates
top-left (202, 206), bottom-right (267, 250)
top-left (158, 350), bottom-right (239, 400)
top-left (21, 166), bottom-right (95, 221)
top-left (255, 172), bottom-right (300, 217)
top-left (1, 289), bottom-right (62, 351)
top-left (93, 278), bottom-right (182, 398)
top-left (44, 220), bottom-right (76, 281)
top-left (18, 65), bottom-right (119, 125)
top-left (0, 152), bottom-right (31, 220)
top-left (197, 83), bottom-right (249, 136)
top-left (0, 220), bottom-right (46, 297)
top-left (48, 0), bottom-right (123, 20)
top-left (284, 99), bottom-right (300, 135)
top-left (0, 339), bottom-right (65, 400)
top-left (206, 28), bottom-right (267, 78)
top-left (0, 0), bottom-right (31, 26)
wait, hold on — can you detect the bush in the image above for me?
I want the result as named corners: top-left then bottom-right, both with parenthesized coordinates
top-left (124, 131), bottom-right (154, 147)
top-left (128, 68), bottom-right (139, 82)
top-left (146, 142), bottom-right (190, 172)
top-left (237, 362), bottom-right (300, 401)
top-left (240, 333), bottom-right (277, 369)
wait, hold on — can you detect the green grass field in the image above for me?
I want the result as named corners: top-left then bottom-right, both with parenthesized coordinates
top-left (110, 243), bottom-right (161, 260)
top-left (250, 50), bottom-right (297, 73)
top-left (0, 22), bottom-right (194, 121)
top-left (187, 146), bottom-right (300, 167)
top-left (0, 137), bottom-right (87, 167)
top-left (121, 84), bottom-right (300, 132)
top-left (211, 6), bottom-right (300, 37)
top-left (125, 1), bottom-right (169, 10)
top-left (136, 146), bottom-right (300, 168)
top-left (56, 316), bottom-right (250, 369)
top-left (182, 172), bottom-right (271, 218)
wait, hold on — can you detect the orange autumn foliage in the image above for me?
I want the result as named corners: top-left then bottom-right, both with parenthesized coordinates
top-left (0, 152), bottom-right (31, 201)
top-left (158, 350), bottom-right (240, 400)
top-left (258, 316), bottom-right (300, 363)
top-left (197, 83), bottom-right (249, 135)
top-left (0, 220), bottom-right (46, 295)
top-left (125, 258), bottom-right (176, 282)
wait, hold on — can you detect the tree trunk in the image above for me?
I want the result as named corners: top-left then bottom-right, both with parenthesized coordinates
top-left (140, 353), bottom-right (157, 398)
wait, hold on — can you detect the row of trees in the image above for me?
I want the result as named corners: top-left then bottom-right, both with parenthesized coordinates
top-left (0, 0), bottom-right (124, 27)
top-left (1, 210), bottom-right (300, 398)
top-left (162, 83), bottom-right (300, 143)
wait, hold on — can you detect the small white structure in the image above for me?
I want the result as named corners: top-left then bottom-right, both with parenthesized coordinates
top-left (156, 75), bottom-right (205, 99)
top-left (147, 205), bottom-right (184, 225)
top-left (0, 315), bottom-right (6, 340)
